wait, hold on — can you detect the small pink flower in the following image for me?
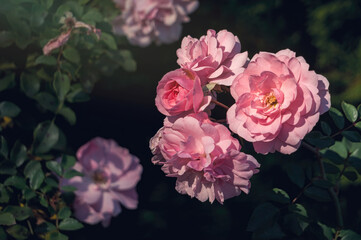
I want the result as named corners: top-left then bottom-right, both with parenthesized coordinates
top-left (227, 49), bottom-right (331, 154)
top-left (150, 113), bottom-right (260, 203)
top-left (155, 68), bottom-right (212, 117)
top-left (176, 29), bottom-right (248, 86)
top-left (60, 137), bottom-right (142, 227)
top-left (112, 0), bottom-right (199, 47)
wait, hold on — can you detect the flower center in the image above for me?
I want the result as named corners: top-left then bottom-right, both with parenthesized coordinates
top-left (92, 170), bottom-right (108, 184)
top-left (264, 93), bottom-right (278, 107)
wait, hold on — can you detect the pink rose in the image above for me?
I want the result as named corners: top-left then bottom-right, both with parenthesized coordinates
top-left (176, 29), bottom-right (248, 86)
top-left (112, 0), bottom-right (199, 47)
top-left (60, 137), bottom-right (142, 227)
top-left (227, 49), bottom-right (331, 154)
top-left (155, 68), bottom-right (212, 117)
top-left (150, 113), bottom-right (260, 203)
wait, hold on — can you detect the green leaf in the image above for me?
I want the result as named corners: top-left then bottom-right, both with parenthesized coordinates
top-left (339, 229), bottom-right (361, 240)
top-left (45, 178), bottom-right (59, 188)
top-left (329, 107), bottom-right (345, 129)
top-left (304, 186), bottom-right (332, 202)
top-left (0, 73), bottom-right (15, 92)
top-left (81, 8), bottom-right (102, 23)
top-left (266, 188), bottom-right (290, 204)
top-left (344, 171), bottom-right (358, 182)
top-left (0, 136), bottom-right (8, 158)
top-left (0, 212), bottom-right (16, 225)
top-left (33, 121), bottom-right (59, 154)
top-left (342, 101), bottom-right (358, 123)
top-left (66, 84), bottom-right (90, 103)
top-left (24, 161), bottom-right (44, 190)
top-left (0, 226), bottom-right (6, 240)
top-left (58, 218), bottom-right (83, 231)
top-left (48, 231), bottom-right (69, 240)
top-left (22, 188), bottom-right (36, 200)
top-left (58, 207), bottom-right (71, 219)
top-left (322, 141), bottom-right (348, 164)
top-left (283, 213), bottom-right (309, 236)
top-left (101, 33), bottom-right (117, 50)
top-left (349, 148), bottom-right (361, 174)
top-left (53, 72), bottom-right (71, 101)
top-left (3, 206), bottom-right (32, 221)
top-left (35, 55), bottom-right (57, 66)
top-left (119, 50), bottom-right (136, 72)
top-left (34, 222), bottom-right (56, 234)
top-left (247, 203), bottom-right (279, 231)
top-left (286, 164), bottom-right (305, 188)
top-left (20, 73), bottom-right (41, 97)
top-left (0, 101), bottom-right (21, 118)
top-left (0, 161), bottom-right (16, 175)
top-left (60, 155), bottom-right (76, 170)
top-left (289, 203), bottom-right (308, 218)
top-left (342, 131), bottom-right (361, 142)
top-left (34, 92), bottom-right (58, 112)
top-left (46, 161), bottom-right (62, 176)
top-left (305, 131), bottom-right (335, 149)
top-left (0, 184), bottom-right (10, 203)
top-left (6, 225), bottom-right (29, 240)
top-left (321, 121), bottom-right (332, 136)
top-left (39, 196), bottom-right (48, 207)
top-left (10, 141), bottom-right (27, 167)
top-left (63, 169), bottom-right (83, 179)
top-left (323, 162), bottom-right (341, 174)
top-left (58, 107), bottom-right (76, 125)
top-left (0, 30), bottom-right (14, 48)
top-left (4, 176), bottom-right (27, 189)
top-left (63, 47), bottom-right (80, 64)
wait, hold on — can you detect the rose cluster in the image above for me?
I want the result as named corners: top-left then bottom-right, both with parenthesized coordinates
top-left (150, 29), bottom-right (331, 203)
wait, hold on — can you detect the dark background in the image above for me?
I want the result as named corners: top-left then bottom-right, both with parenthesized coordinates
top-left (59, 0), bottom-right (361, 239)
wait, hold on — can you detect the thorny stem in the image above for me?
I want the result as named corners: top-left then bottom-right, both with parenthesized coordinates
top-left (27, 220), bottom-right (34, 235)
top-left (292, 181), bottom-right (313, 204)
top-left (331, 119), bottom-right (361, 138)
top-left (211, 99), bottom-right (230, 110)
top-left (302, 141), bottom-right (344, 228)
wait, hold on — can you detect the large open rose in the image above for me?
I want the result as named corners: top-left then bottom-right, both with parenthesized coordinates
top-left (150, 113), bottom-right (260, 203)
top-left (60, 137), bottom-right (142, 227)
top-left (227, 49), bottom-right (331, 154)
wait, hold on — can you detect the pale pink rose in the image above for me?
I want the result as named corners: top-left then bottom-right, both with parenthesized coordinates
top-left (149, 113), bottom-right (260, 203)
top-left (60, 137), bottom-right (142, 227)
top-left (112, 0), bottom-right (199, 47)
top-left (176, 29), bottom-right (248, 86)
top-left (155, 68), bottom-right (212, 117)
top-left (227, 49), bottom-right (331, 154)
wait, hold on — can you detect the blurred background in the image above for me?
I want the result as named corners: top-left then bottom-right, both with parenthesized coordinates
top-left (2, 0), bottom-right (361, 239)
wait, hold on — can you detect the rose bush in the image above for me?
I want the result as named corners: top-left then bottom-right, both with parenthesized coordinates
top-left (60, 137), bottom-right (142, 227)
top-left (227, 49), bottom-right (331, 154)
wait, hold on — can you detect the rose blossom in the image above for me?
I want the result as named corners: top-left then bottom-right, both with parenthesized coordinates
top-left (227, 49), bottom-right (331, 154)
top-left (176, 29), bottom-right (248, 86)
top-left (112, 0), bottom-right (199, 47)
top-left (155, 68), bottom-right (212, 117)
top-left (60, 137), bottom-right (142, 227)
top-left (149, 113), bottom-right (260, 203)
